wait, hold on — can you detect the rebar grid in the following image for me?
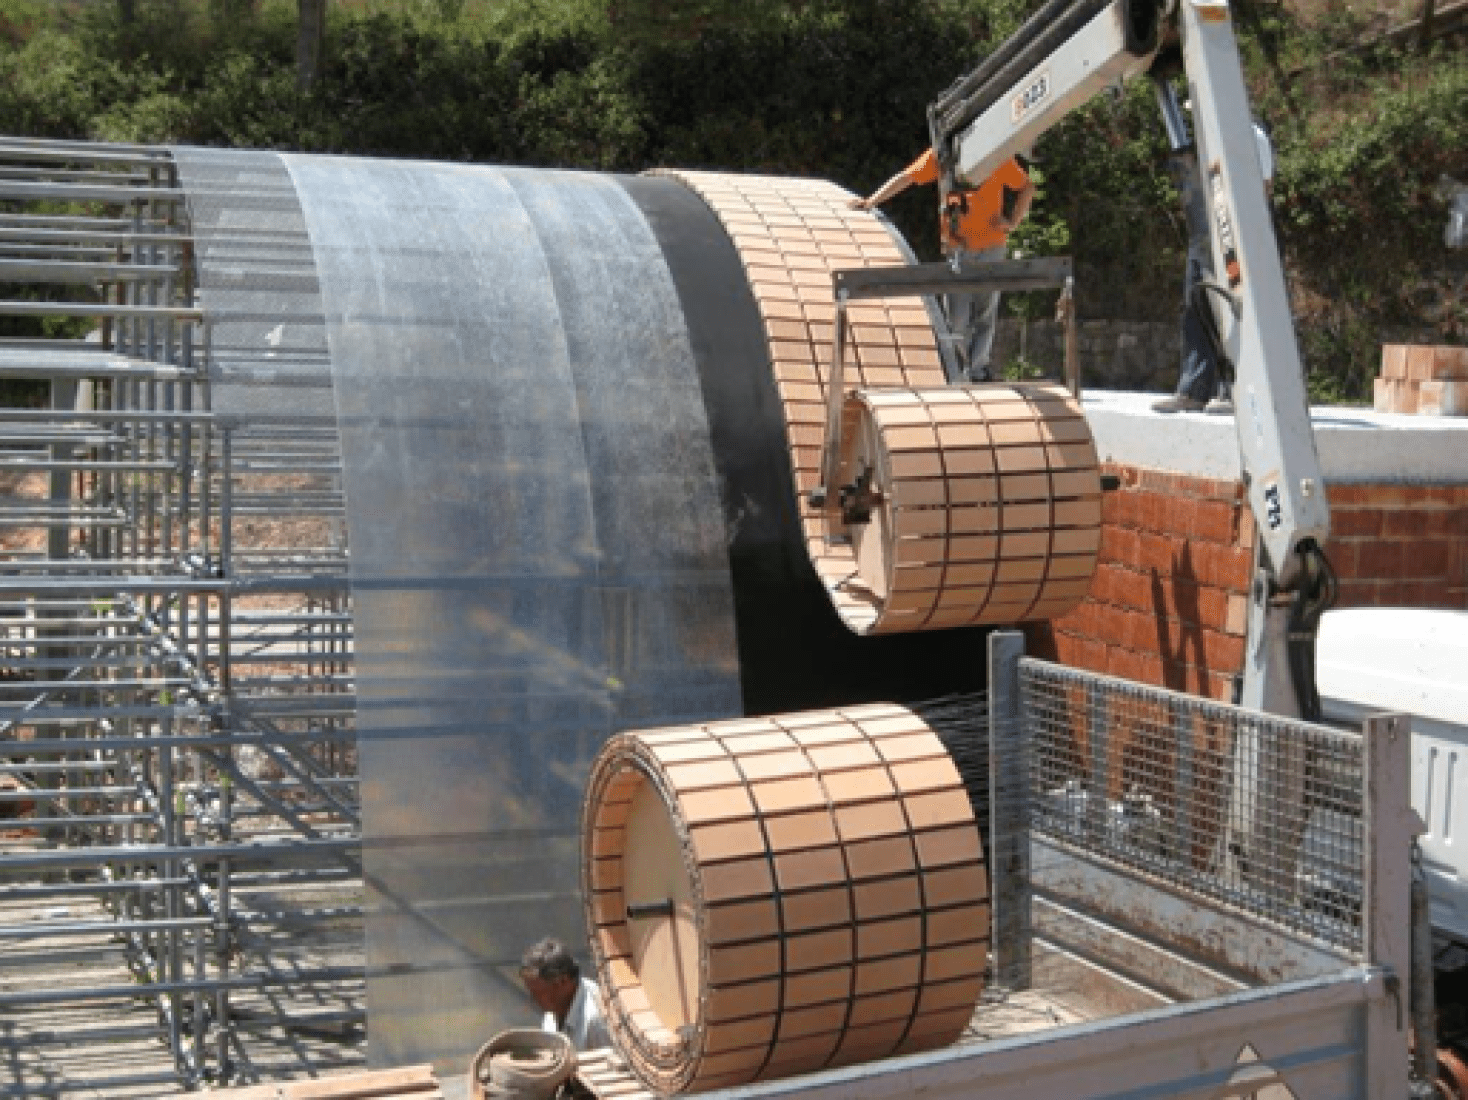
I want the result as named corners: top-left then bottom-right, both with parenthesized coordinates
top-left (1021, 659), bottom-right (1364, 953)
top-left (1, 135), bottom-right (363, 1095)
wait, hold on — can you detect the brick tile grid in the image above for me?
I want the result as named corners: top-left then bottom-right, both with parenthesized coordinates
top-left (661, 169), bottom-right (1104, 638)
top-left (582, 706), bottom-right (987, 1093)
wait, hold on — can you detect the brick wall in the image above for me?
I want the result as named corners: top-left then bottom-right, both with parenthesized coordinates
top-left (1326, 485), bottom-right (1468, 609)
top-left (1028, 467), bottom-right (1468, 701)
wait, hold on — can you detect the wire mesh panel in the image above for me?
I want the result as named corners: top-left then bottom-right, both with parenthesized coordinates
top-left (1020, 658), bottom-right (1364, 955)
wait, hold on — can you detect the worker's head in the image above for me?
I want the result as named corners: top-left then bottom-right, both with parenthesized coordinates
top-left (520, 938), bottom-right (580, 1020)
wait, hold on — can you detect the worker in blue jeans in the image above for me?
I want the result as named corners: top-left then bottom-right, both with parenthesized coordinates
top-left (1155, 122), bottom-right (1274, 414)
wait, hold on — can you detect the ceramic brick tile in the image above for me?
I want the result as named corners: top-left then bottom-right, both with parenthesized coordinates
top-left (691, 819), bottom-right (768, 863)
top-left (677, 785), bottom-right (757, 824)
top-left (774, 846), bottom-right (849, 891)
top-left (853, 875), bottom-right (922, 920)
top-left (798, 737), bottom-right (874, 769)
top-left (783, 965), bottom-right (854, 1008)
top-left (760, 809), bottom-right (838, 852)
top-left (700, 1014), bottom-right (777, 1056)
top-left (844, 835), bottom-right (918, 880)
top-left (922, 862), bottom-right (989, 908)
top-left (705, 898), bottom-right (781, 945)
top-left (763, 1033), bottom-right (842, 1076)
top-left (888, 757), bottom-right (963, 795)
top-left (666, 758), bottom-right (751, 791)
top-left (784, 927), bottom-right (854, 972)
top-left (700, 856), bottom-right (776, 902)
top-left (913, 824), bottom-right (983, 868)
top-left (708, 940), bottom-right (782, 984)
top-left (918, 975), bottom-right (986, 1016)
top-left (856, 915), bottom-right (923, 959)
top-left (835, 799), bottom-right (909, 841)
top-left (821, 766), bottom-right (898, 804)
top-left (751, 776), bottom-right (827, 814)
top-left (873, 732), bottom-right (945, 763)
top-left (925, 903), bottom-right (990, 947)
top-left (853, 952), bottom-right (923, 995)
top-left (780, 885), bottom-right (853, 932)
top-left (705, 979), bottom-right (780, 1023)
top-left (776, 1001), bottom-right (849, 1041)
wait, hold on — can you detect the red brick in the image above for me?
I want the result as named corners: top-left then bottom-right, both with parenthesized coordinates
top-left (1191, 499), bottom-right (1235, 543)
top-left (1193, 584), bottom-right (1229, 629)
top-left (1405, 540), bottom-right (1453, 579)
top-left (1169, 543), bottom-right (1200, 586)
top-left (1234, 505), bottom-right (1257, 549)
top-left (1224, 592), bottom-right (1249, 636)
top-left (1163, 497), bottom-right (1197, 539)
top-left (1116, 648), bottom-right (1146, 682)
top-left (1332, 509), bottom-right (1384, 538)
top-left (1327, 485), bottom-right (1371, 507)
top-left (1383, 509), bottom-right (1429, 538)
top-left (1139, 532), bottom-right (1175, 573)
top-left (1139, 653), bottom-right (1166, 687)
top-left (1334, 579), bottom-right (1376, 609)
top-left (1402, 581), bottom-right (1442, 606)
top-left (1184, 662), bottom-right (1210, 695)
top-left (1132, 490), bottom-right (1161, 533)
top-left (1375, 580), bottom-right (1414, 605)
top-left (1126, 610), bottom-right (1159, 652)
top-left (1116, 567), bottom-right (1154, 611)
top-left (1050, 631), bottom-right (1077, 664)
top-left (1326, 540), bottom-right (1361, 579)
top-left (1104, 645), bottom-right (1128, 678)
top-left (1203, 631), bottom-right (1246, 672)
top-left (1100, 526), bottom-right (1139, 564)
top-left (1356, 540), bottom-right (1403, 579)
top-left (1101, 491), bottom-right (1128, 528)
top-left (1097, 605), bottom-right (1129, 647)
top-left (1422, 508), bottom-right (1468, 536)
top-left (1211, 545), bottom-right (1254, 590)
top-left (1208, 672), bottom-right (1237, 702)
top-left (1075, 637), bottom-right (1108, 674)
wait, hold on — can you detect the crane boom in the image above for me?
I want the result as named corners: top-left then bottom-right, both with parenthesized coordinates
top-left (927, 0), bottom-right (1334, 717)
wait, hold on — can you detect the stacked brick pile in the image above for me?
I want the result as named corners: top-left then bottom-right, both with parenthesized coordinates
top-left (1374, 345), bottom-right (1468, 415)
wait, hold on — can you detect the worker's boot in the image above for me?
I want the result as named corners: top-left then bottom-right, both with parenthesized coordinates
top-left (1152, 394), bottom-right (1206, 413)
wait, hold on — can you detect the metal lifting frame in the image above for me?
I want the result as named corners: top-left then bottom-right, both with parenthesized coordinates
top-left (0, 136), bottom-right (363, 1093)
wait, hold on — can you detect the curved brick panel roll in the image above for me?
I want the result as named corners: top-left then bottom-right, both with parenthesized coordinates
top-left (581, 704), bottom-right (989, 1094)
top-left (830, 384), bottom-right (1102, 634)
top-left (659, 170), bottom-right (1100, 635)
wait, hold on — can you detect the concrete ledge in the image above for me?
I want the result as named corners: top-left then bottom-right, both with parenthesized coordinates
top-left (1081, 390), bottom-right (1468, 484)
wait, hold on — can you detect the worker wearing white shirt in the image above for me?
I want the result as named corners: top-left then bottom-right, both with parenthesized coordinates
top-left (520, 938), bottom-right (612, 1052)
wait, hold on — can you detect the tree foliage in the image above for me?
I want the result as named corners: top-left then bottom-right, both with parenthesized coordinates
top-left (0, 0), bottom-right (1462, 400)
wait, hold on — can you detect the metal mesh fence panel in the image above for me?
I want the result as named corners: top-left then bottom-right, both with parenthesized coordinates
top-left (1020, 658), bottom-right (1364, 955)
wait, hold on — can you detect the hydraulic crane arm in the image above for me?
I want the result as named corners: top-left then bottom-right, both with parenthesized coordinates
top-left (927, 0), bottom-right (1334, 717)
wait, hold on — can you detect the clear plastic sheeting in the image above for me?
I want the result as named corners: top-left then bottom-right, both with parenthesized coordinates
top-left (284, 155), bottom-right (743, 1071)
top-left (169, 147), bottom-right (335, 420)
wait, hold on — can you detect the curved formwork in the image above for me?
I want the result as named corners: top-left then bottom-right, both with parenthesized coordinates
top-left (582, 705), bottom-right (989, 1094)
top-left (7, 139), bottom-right (1094, 1082)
